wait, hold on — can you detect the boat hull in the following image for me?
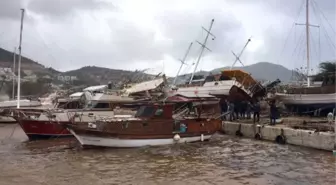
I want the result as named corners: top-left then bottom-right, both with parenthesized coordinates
top-left (18, 120), bottom-right (72, 140)
top-left (68, 129), bottom-right (212, 148)
top-left (276, 93), bottom-right (336, 116)
top-left (276, 93), bottom-right (336, 105)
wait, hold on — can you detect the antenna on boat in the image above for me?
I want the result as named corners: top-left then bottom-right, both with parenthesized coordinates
top-left (189, 19), bottom-right (215, 84)
top-left (12, 47), bottom-right (16, 99)
top-left (294, 0), bottom-right (319, 87)
top-left (230, 36), bottom-right (252, 70)
top-left (17, 8), bottom-right (25, 108)
top-left (173, 42), bottom-right (193, 85)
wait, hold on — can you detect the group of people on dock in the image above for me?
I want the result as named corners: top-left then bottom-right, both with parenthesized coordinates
top-left (220, 99), bottom-right (278, 125)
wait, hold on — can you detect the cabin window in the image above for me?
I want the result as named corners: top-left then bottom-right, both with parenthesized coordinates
top-left (135, 106), bottom-right (156, 117)
top-left (154, 109), bottom-right (163, 116)
top-left (94, 103), bottom-right (110, 109)
top-left (219, 75), bottom-right (231, 81)
top-left (57, 101), bottom-right (80, 109)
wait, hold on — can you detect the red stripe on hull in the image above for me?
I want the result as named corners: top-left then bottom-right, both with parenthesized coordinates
top-left (18, 120), bottom-right (72, 139)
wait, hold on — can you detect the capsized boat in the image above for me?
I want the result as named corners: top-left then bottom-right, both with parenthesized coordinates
top-left (66, 98), bottom-right (221, 148)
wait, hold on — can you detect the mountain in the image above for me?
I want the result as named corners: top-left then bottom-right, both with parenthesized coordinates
top-left (171, 62), bottom-right (294, 84)
top-left (63, 66), bottom-right (154, 85)
top-left (0, 47), bottom-right (294, 87)
top-left (0, 47), bottom-right (153, 86)
top-left (0, 47), bottom-right (60, 75)
top-left (211, 62), bottom-right (294, 82)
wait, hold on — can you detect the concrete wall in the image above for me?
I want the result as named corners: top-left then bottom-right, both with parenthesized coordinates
top-left (222, 122), bottom-right (334, 151)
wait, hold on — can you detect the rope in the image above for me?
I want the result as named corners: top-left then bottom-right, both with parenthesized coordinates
top-left (276, 0), bottom-right (306, 65)
top-left (312, 0), bottom-right (336, 56)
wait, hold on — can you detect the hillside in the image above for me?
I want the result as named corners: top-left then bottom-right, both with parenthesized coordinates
top-left (0, 47), bottom-right (57, 75)
top-left (63, 66), bottom-right (154, 85)
top-left (0, 47), bottom-right (153, 86)
top-left (0, 47), bottom-right (294, 87)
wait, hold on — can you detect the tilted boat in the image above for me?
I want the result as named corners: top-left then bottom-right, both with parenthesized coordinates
top-left (66, 98), bottom-right (221, 148)
top-left (169, 69), bottom-right (268, 102)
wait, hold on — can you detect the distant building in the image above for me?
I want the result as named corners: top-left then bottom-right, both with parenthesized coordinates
top-left (57, 75), bottom-right (78, 82)
top-left (23, 74), bottom-right (37, 82)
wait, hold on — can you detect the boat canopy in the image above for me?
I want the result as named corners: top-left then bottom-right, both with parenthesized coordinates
top-left (222, 70), bottom-right (257, 88)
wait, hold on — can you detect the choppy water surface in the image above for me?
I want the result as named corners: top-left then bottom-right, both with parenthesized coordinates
top-left (0, 124), bottom-right (334, 185)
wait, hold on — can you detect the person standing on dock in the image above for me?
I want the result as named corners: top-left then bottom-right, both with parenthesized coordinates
top-left (240, 101), bottom-right (246, 119)
top-left (220, 99), bottom-right (228, 120)
top-left (228, 101), bottom-right (235, 121)
top-left (269, 100), bottom-right (277, 125)
top-left (246, 101), bottom-right (252, 119)
top-left (253, 100), bottom-right (260, 123)
top-left (234, 101), bottom-right (240, 120)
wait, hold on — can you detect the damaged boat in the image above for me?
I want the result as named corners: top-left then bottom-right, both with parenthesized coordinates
top-left (66, 96), bottom-right (221, 148)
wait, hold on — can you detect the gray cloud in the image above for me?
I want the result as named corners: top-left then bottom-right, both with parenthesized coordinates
top-left (0, 0), bottom-right (25, 20)
top-left (27, 0), bottom-right (114, 18)
top-left (0, 0), bottom-right (334, 76)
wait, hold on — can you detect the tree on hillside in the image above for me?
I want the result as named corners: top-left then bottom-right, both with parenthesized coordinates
top-left (313, 61), bottom-right (336, 81)
top-left (6, 81), bottom-right (52, 98)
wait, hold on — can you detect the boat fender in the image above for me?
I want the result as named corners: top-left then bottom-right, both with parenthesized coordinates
top-left (173, 134), bottom-right (181, 141)
top-left (201, 134), bottom-right (204, 141)
top-left (88, 122), bottom-right (97, 129)
top-left (254, 133), bottom-right (262, 140)
top-left (255, 126), bottom-right (262, 140)
top-left (235, 124), bottom-right (243, 137)
top-left (275, 129), bottom-right (286, 144)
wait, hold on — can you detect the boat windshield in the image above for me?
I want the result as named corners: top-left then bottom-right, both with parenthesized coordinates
top-left (135, 106), bottom-right (156, 117)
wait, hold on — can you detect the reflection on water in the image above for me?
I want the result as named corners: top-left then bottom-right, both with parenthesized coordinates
top-left (0, 124), bottom-right (335, 185)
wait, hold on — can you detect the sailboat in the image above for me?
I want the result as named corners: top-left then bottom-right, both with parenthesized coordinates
top-left (0, 9), bottom-right (41, 123)
top-left (275, 0), bottom-right (336, 116)
top-left (167, 19), bottom-right (266, 102)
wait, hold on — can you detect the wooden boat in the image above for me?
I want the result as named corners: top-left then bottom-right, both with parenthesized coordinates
top-left (66, 98), bottom-right (221, 148)
top-left (9, 76), bottom-right (168, 140)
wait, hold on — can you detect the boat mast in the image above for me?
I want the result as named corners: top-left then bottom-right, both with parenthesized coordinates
top-left (230, 37), bottom-right (252, 69)
top-left (189, 19), bottom-right (215, 84)
top-left (173, 42), bottom-right (193, 85)
top-left (17, 8), bottom-right (25, 108)
top-left (305, 0), bottom-right (310, 87)
top-left (295, 0), bottom-right (318, 87)
top-left (12, 47), bottom-right (16, 99)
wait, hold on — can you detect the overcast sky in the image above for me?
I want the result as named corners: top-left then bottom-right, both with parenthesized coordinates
top-left (0, 0), bottom-right (335, 76)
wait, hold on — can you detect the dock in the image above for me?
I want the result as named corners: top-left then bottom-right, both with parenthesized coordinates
top-left (221, 119), bottom-right (335, 151)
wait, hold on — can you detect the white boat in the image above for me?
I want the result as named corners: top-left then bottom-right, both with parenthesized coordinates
top-left (0, 99), bottom-right (41, 108)
top-left (275, 92), bottom-right (336, 105)
top-left (169, 69), bottom-right (264, 101)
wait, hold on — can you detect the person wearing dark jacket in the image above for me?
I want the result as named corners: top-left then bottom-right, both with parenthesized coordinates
top-left (253, 101), bottom-right (260, 123)
top-left (220, 100), bottom-right (228, 120)
top-left (246, 102), bottom-right (252, 119)
top-left (234, 101), bottom-right (240, 120)
top-left (269, 100), bottom-right (277, 125)
top-left (228, 101), bottom-right (235, 121)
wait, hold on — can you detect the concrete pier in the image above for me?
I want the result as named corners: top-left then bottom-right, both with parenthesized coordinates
top-left (222, 121), bottom-right (335, 151)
